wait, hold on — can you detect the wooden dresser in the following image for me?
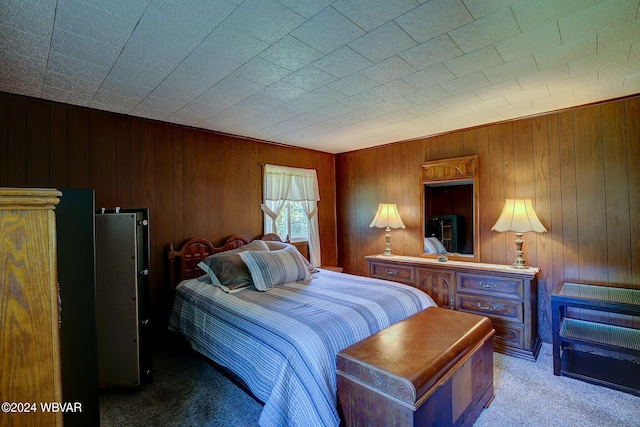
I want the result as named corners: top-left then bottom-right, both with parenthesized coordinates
top-left (366, 255), bottom-right (541, 360)
top-left (0, 188), bottom-right (63, 427)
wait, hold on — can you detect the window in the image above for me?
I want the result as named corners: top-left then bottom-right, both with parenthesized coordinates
top-left (261, 164), bottom-right (321, 267)
top-left (275, 201), bottom-right (308, 241)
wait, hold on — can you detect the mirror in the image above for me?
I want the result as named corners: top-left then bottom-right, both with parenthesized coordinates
top-left (421, 155), bottom-right (479, 262)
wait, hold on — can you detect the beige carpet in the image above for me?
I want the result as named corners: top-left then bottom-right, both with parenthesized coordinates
top-left (474, 343), bottom-right (640, 427)
top-left (100, 343), bottom-right (640, 426)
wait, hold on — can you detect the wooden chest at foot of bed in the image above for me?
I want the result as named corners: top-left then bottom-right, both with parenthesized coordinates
top-left (337, 307), bottom-right (495, 427)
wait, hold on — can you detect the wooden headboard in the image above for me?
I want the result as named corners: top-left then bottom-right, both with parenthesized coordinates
top-left (167, 234), bottom-right (285, 288)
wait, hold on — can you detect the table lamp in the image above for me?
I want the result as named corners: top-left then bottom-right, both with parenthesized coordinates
top-left (370, 203), bottom-right (406, 256)
top-left (491, 199), bottom-right (547, 269)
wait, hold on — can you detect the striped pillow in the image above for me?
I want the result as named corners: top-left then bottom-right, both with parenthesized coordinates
top-left (239, 245), bottom-right (311, 291)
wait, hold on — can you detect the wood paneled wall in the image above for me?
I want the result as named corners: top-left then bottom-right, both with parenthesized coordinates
top-left (2, 90), bottom-right (638, 344)
top-left (0, 92), bottom-right (337, 339)
top-left (336, 95), bottom-right (640, 342)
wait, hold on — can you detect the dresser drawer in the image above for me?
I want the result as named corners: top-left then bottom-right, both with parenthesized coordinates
top-left (369, 261), bottom-right (414, 285)
top-left (457, 273), bottom-right (523, 299)
top-left (491, 320), bottom-right (525, 349)
top-left (457, 294), bottom-right (523, 323)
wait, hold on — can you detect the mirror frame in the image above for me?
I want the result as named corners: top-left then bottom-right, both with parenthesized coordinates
top-left (421, 155), bottom-right (480, 263)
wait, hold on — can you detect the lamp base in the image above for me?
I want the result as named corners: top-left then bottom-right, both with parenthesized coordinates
top-left (381, 227), bottom-right (395, 257)
top-left (510, 232), bottom-right (528, 269)
top-left (511, 259), bottom-right (529, 269)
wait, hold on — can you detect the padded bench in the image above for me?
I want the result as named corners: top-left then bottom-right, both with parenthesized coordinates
top-left (337, 306), bottom-right (495, 427)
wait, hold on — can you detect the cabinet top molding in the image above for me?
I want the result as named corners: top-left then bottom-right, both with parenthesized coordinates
top-left (366, 254), bottom-right (540, 277)
top-left (422, 155), bottom-right (477, 183)
top-left (0, 187), bottom-right (62, 210)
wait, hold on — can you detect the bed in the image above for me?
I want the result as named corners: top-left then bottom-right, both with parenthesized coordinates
top-left (167, 235), bottom-right (436, 427)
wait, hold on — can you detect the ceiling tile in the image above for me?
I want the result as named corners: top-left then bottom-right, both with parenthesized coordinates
top-left (402, 63), bottom-right (455, 90)
top-left (444, 46), bottom-right (503, 77)
top-left (313, 47), bottom-right (373, 78)
top-left (361, 56), bottom-right (417, 85)
top-left (533, 33), bottom-right (596, 71)
top-left (348, 21), bottom-right (417, 63)
top-left (517, 64), bottom-right (570, 90)
top-left (1, 25), bottom-right (50, 67)
top-left (449, 7), bottom-right (521, 53)
top-left (495, 22), bottom-right (562, 62)
top-left (82, 0), bottom-right (150, 21)
top-left (107, 59), bottom-right (166, 90)
top-left (437, 91), bottom-right (482, 108)
top-left (294, 86), bottom-right (346, 108)
top-left (46, 51), bottom-right (110, 83)
top-left (494, 98), bottom-right (536, 118)
top-left (395, 0), bottom-right (473, 43)
top-left (434, 104), bottom-right (474, 119)
top-left (44, 70), bottom-right (101, 95)
top-left (163, 58), bottom-right (241, 100)
top-left (333, 0), bottom-right (419, 32)
top-left (547, 71), bottom-right (598, 95)
top-left (483, 55), bottom-right (538, 84)
top-left (440, 72), bottom-right (491, 95)
top-left (504, 85), bottom-right (551, 104)
top-left (462, 0), bottom-right (519, 19)
top-left (195, 21), bottom-right (269, 65)
top-left (473, 79), bottom-right (522, 100)
top-left (284, 65), bottom-right (337, 91)
top-left (328, 73), bottom-right (378, 96)
top-left (340, 92), bottom-right (383, 110)
top-left (558, 0), bottom-right (639, 43)
top-left (530, 90), bottom-right (576, 110)
top-left (55, 0), bottom-right (137, 47)
top-left (406, 100), bottom-right (447, 116)
top-left (0, 53), bottom-right (45, 96)
top-left (148, 0), bottom-right (235, 29)
top-left (569, 51), bottom-right (631, 80)
top-left (233, 57), bottom-right (291, 86)
top-left (276, 0), bottom-right (333, 19)
top-left (399, 35), bottom-right (463, 71)
top-left (368, 79), bottom-right (416, 100)
top-left (259, 80), bottom-right (307, 102)
top-left (0, 0), bottom-right (55, 38)
top-left (291, 7), bottom-right (365, 54)
top-left (136, 94), bottom-right (184, 116)
top-left (42, 84), bottom-right (94, 106)
top-left (466, 95), bottom-right (509, 112)
top-left (50, 27), bottom-right (121, 68)
top-left (259, 36), bottom-right (323, 71)
top-left (403, 85), bottom-right (450, 104)
top-left (224, 0), bottom-right (305, 44)
top-left (511, 0), bottom-right (596, 33)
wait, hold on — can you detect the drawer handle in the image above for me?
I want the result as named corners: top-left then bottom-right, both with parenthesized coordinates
top-left (479, 282), bottom-right (499, 288)
top-left (476, 302), bottom-right (498, 312)
top-left (384, 269), bottom-right (398, 276)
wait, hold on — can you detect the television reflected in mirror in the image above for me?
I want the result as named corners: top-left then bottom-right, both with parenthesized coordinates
top-left (421, 155), bottom-right (479, 262)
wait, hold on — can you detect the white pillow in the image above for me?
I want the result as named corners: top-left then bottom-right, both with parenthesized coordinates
top-left (239, 245), bottom-right (311, 291)
top-left (424, 237), bottom-right (448, 254)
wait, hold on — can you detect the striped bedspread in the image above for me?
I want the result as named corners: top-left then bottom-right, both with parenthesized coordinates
top-left (169, 269), bottom-right (436, 427)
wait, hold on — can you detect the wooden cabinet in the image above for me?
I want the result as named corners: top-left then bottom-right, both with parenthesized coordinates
top-left (366, 255), bottom-right (541, 360)
top-left (551, 282), bottom-right (640, 396)
top-left (0, 188), bottom-right (63, 427)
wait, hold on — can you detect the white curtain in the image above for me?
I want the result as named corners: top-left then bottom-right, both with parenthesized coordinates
top-left (260, 164), bottom-right (322, 267)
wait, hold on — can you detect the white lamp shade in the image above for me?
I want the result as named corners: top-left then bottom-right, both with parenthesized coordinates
top-left (370, 203), bottom-right (406, 229)
top-left (492, 199), bottom-right (547, 233)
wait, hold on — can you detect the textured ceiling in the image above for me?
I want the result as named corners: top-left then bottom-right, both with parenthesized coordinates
top-left (1, 0), bottom-right (639, 153)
